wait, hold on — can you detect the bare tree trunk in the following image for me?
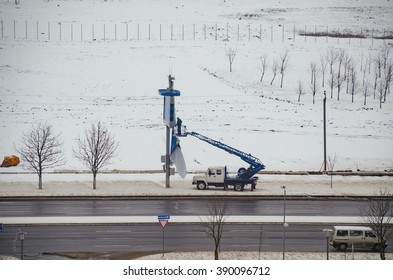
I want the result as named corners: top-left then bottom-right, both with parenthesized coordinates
top-left (93, 172), bottom-right (97, 190)
top-left (38, 172), bottom-right (43, 190)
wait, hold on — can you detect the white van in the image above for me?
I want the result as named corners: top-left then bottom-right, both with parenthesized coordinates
top-left (329, 226), bottom-right (384, 251)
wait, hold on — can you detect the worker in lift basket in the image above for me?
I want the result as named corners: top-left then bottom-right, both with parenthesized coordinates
top-left (176, 117), bottom-right (182, 135)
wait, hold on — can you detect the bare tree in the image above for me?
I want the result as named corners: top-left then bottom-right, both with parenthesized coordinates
top-left (226, 47), bottom-right (237, 72)
top-left (74, 122), bottom-right (119, 190)
top-left (326, 47), bottom-right (337, 74)
top-left (310, 68), bottom-right (319, 104)
top-left (373, 67), bottom-right (379, 99)
top-left (327, 153), bottom-right (338, 189)
top-left (377, 78), bottom-right (385, 109)
top-left (270, 59), bottom-right (279, 85)
top-left (380, 45), bottom-right (391, 70)
top-left (279, 50), bottom-right (290, 88)
top-left (336, 49), bottom-right (346, 100)
top-left (367, 53), bottom-right (373, 74)
top-left (296, 79), bottom-right (306, 102)
top-left (362, 80), bottom-right (371, 106)
top-left (309, 62), bottom-right (317, 84)
top-left (15, 122), bottom-right (64, 190)
top-left (374, 52), bottom-right (383, 78)
top-left (259, 54), bottom-right (268, 82)
top-left (382, 61), bottom-right (393, 101)
top-left (320, 54), bottom-right (328, 87)
top-left (348, 62), bottom-right (359, 103)
top-left (328, 70), bottom-right (336, 99)
top-left (360, 188), bottom-right (393, 260)
top-left (203, 200), bottom-right (231, 260)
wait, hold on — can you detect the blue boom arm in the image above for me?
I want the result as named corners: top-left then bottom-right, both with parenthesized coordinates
top-left (185, 131), bottom-right (265, 178)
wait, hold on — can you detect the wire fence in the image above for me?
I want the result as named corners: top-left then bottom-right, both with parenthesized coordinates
top-left (1, 20), bottom-right (392, 46)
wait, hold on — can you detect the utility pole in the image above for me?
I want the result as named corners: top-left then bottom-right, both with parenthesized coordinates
top-left (323, 90), bottom-right (327, 174)
top-left (159, 75), bottom-right (180, 188)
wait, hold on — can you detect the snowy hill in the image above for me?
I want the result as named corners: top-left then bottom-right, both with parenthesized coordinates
top-left (0, 0), bottom-right (392, 174)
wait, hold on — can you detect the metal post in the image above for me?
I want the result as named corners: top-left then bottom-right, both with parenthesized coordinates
top-left (323, 90), bottom-right (327, 174)
top-left (258, 226), bottom-right (263, 260)
top-left (18, 230), bottom-right (26, 260)
top-left (165, 125), bottom-right (170, 188)
top-left (282, 186), bottom-right (287, 260)
top-left (162, 226), bottom-right (165, 257)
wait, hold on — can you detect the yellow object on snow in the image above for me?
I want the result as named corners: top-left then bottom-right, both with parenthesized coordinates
top-left (1, 155), bottom-right (20, 167)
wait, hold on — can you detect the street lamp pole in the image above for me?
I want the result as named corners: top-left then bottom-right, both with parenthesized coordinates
top-left (323, 228), bottom-right (332, 260)
top-left (18, 230), bottom-right (26, 260)
top-left (281, 185), bottom-right (287, 260)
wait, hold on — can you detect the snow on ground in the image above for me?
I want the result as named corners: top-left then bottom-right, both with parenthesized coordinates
top-left (137, 251), bottom-right (392, 260)
top-left (0, 173), bottom-right (392, 197)
top-left (0, 1), bottom-right (393, 178)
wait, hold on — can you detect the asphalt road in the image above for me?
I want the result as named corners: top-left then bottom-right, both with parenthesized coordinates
top-left (1, 198), bottom-right (389, 260)
top-left (0, 198), bottom-right (370, 217)
top-left (5, 223), bottom-right (391, 260)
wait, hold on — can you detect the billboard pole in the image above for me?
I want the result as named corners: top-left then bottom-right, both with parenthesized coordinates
top-left (159, 75), bottom-right (181, 188)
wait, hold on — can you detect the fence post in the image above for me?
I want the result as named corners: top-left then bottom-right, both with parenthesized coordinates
top-left (304, 25), bottom-right (306, 42)
top-left (326, 26), bottom-right (328, 43)
top-left (81, 23), bottom-right (83, 42)
top-left (171, 24), bottom-right (173, 40)
top-left (182, 24), bottom-right (184, 40)
top-left (149, 23), bottom-right (151, 40)
top-left (226, 22), bottom-right (229, 40)
top-left (215, 23), bottom-right (217, 40)
top-left (1, 20), bottom-right (3, 39)
top-left (48, 21), bottom-right (50, 41)
top-left (271, 24), bottom-right (273, 42)
top-left (115, 23), bottom-right (117, 40)
top-left (260, 24), bottom-right (262, 42)
top-left (59, 22), bottom-right (62, 41)
top-left (360, 28), bottom-right (362, 46)
top-left (282, 24), bottom-right (284, 42)
top-left (126, 23), bottom-right (128, 40)
top-left (249, 24), bottom-right (251, 41)
top-left (337, 27), bottom-right (339, 44)
top-left (193, 23), bottom-right (195, 40)
top-left (371, 29), bottom-right (374, 46)
top-left (92, 23), bottom-right (94, 41)
top-left (160, 24), bottom-right (162, 40)
top-left (204, 24), bottom-right (206, 40)
top-left (25, 20), bottom-right (27, 39)
top-left (237, 24), bottom-right (239, 41)
top-left (138, 24), bottom-right (140, 40)
top-left (71, 22), bottom-right (73, 41)
top-left (36, 21), bottom-right (39, 41)
top-left (14, 20), bottom-right (16, 39)
top-left (293, 25), bottom-right (295, 42)
top-left (315, 25), bottom-right (317, 42)
top-left (104, 23), bottom-right (106, 40)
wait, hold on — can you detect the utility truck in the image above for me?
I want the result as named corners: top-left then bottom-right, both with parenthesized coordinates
top-left (177, 127), bottom-right (265, 191)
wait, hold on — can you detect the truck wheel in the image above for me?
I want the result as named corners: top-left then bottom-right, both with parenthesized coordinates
top-left (197, 182), bottom-right (206, 190)
top-left (234, 183), bottom-right (244, 191)
top-left (338, 243), bottom-right (348, 251)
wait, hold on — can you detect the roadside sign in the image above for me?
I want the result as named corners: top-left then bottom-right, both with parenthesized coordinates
top-left (158, 215), bottom-right (170, 220)
top-left (159, 220), bottom-right (168, 228)
top-left (0, 223), bottom-right (3, 232)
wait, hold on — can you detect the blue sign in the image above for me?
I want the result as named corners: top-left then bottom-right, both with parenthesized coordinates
top-left (0, 223), bottom-right (3, 232)
top-left (158, 215), bottom-right (170, 220)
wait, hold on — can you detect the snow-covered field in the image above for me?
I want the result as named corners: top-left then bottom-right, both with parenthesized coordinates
top-left (0, 0), bottom-right (393, 177)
